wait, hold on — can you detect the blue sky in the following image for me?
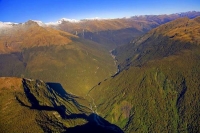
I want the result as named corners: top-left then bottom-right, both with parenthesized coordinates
top-left (0, 0), bottom-right (200, 23)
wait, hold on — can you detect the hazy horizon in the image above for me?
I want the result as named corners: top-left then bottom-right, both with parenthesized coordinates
top-left (0, 0), bottom-right (200, 23)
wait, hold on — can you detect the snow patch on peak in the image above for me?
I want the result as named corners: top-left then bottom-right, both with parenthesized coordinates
top-left (59, 18), bottom-right (80, 23)
top-left (31, 20), bottom-right (46, 27)
top-left (82, 17), bottom-right (110, 21)
top-left (45, 21), bottom-right (59, 26)
top-left (45, 18), bottom-right (80, 26)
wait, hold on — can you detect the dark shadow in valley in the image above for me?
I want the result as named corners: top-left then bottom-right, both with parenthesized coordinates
top-left (16, 79), bottom-right (124, 132)
top-left (15, 96), bottom-right (30, 108)
top-left (17, 80), bottom-right (68, 118)
top-left (66, 113), bottom-right (124, 133)
top-left (176, 78), bottom-right (187, 107)
top-left (46, 82), bottom-right (123, 133)
top-left (46, 82), bottom-right (86, 112)
top-left (46, 82), bottom-right (78, 99)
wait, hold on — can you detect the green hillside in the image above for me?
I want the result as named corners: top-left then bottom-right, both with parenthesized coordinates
top-left (22, 38), bottom-right (116, 96)
top-left (88, 17), bottom-right (200, 132)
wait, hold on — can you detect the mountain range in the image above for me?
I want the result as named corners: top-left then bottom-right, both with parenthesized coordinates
top-left (1, 11), bottom-right (200, 50)
top-left (0, 11), bottom-right (200, 132)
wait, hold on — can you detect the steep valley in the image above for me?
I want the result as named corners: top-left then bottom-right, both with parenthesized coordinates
top-left (0, 13), bottom-right (200, 132)
top-left (88, 49), bottom-right (200, 132)
top-left (88, 17), bottom-right (200, 132)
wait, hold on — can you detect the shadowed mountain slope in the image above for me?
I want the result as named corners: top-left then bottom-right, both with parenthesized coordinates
top-left (0, 77), bottom-right (123, 133)
top-left (88, 17), bottom-right (200, 132)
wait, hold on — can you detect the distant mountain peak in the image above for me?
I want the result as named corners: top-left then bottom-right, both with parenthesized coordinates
top-left (24, 20), bottom-right (40, 26)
